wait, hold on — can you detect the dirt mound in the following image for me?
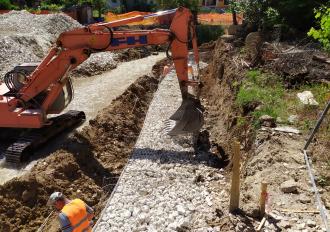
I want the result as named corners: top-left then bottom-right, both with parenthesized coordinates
top-left (0, 59), bottom-right (167, 232)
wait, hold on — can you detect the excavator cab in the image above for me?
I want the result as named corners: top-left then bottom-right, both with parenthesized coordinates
top-left (3, 63), bottom-right (74, 114)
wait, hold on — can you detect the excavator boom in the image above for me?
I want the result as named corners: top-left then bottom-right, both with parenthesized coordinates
top-left (0, 7), bottom-right (203, 163)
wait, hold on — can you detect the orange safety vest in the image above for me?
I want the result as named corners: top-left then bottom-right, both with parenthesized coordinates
top-left (61, 199), bottom-right (92, 232)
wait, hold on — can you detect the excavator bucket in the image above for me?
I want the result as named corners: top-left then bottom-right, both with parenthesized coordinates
top-left (166, 98), bottom-right (204, 135)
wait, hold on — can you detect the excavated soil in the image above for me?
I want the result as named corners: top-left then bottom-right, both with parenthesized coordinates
top-left (0, 59), bottom-right (168, 232)
top-left (199, 38), bottom-right (329, 231)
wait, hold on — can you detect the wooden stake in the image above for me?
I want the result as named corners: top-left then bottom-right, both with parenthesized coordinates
top-left (229, 140), bottom-right (241, 212)
top-left (259, 182), bottom-right (268, 217)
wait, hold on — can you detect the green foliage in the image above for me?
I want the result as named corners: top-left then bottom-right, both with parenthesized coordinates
top-left (308, 6), bottom-right (330, 51)
top-left (196, 25), bottom-right (224, 45)
top-left (240, 0), bottom-right (269, 29)
top-left (0, 0), bottom-right (12, 9)
top-left (40, 2), bottom-right (63, 11)
top-left (236, 70), bottom-right (285, 127)
top-left (155, 0), bottom-right (199, 12)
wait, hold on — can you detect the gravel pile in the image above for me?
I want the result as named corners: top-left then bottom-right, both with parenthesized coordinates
top-left (0, 11), bottom-right (118, 79)
top-left (94, 68), bottom-right (227, 232)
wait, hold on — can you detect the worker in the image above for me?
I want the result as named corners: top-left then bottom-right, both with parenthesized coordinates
top-left (47, 192), bottom-right (94, 232)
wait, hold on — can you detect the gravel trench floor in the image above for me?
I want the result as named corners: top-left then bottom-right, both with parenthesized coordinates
top-left (94, 69), bottom-right (229, 232)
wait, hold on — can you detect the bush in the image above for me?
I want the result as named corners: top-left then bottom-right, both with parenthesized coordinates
top-left (308, 6), bottom-right (330, 51)
top-left (40, 2), bottom-right (63, 11)
top-left (196, 25), bottom-right (224, 45)
top-left (0, 0), bottom-right (12, 10)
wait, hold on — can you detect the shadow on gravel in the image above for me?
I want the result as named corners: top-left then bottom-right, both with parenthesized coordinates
top-left (131, 146), bottom-right (228, 169)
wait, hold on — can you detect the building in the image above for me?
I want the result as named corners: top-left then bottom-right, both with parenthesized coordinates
top-left (200, 0), bottom-right (229, 8)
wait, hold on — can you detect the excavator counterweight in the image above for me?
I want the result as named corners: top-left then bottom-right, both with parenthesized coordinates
top-left (0, 7), bottom-right (203, 163)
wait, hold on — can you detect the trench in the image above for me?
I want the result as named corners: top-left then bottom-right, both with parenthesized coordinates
top-left (0, 53), bottom-right (165, 185)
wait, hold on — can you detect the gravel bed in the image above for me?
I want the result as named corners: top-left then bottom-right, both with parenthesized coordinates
top-left (94, 69), bottom-right (228, 232)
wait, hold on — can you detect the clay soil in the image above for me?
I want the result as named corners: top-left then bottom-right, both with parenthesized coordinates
top-left (0, 59), bottom-right (168, 232)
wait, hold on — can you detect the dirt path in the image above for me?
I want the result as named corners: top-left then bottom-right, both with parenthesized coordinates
top-left (66, 53), bottom-right (165, 124)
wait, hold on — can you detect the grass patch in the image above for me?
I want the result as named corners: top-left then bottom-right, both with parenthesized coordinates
top-left (236, 69), bottom-right (330, 130)
top-left (236, 70), bottom-right (286, 127)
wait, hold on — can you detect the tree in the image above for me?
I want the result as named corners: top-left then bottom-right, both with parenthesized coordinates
top-left (92, 0), bottom-right (107, 17)
top-left (308, 6), bottom-right (330, 51)
top-left (156, 0), bottom-right (199, 12)
top-left (229, 1), bottom-right (241, 25)
top-left (269, 0), bottom-right (329, 31)
top-left (0, 0), bottom-right (12, 9)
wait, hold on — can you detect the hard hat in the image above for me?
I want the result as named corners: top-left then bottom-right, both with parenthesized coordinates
top-left (47, 192), bottom-right (64, 206)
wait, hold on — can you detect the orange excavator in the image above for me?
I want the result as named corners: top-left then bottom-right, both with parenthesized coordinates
top-left (0, 7), bottom-right (203, 163)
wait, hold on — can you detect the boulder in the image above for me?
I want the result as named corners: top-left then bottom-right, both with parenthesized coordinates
top-left (297, 91), bottom-right (319, 106)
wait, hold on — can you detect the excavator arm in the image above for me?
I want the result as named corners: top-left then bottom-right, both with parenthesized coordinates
top-left (0, 7), bottom-right (202, 135)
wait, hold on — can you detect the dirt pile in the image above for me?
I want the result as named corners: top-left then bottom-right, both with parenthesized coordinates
top-left (0, 11), bottom-right (165, 80)
top-left (0, 11), bottom-right (82, 79)
top-left (0, 59), bottom-right (167, 232)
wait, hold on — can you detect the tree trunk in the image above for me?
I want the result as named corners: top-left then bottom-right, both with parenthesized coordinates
top-left (232, 9), bottom-right (238, 25)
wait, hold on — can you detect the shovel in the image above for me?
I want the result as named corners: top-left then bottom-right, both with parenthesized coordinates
top-left (166, 97), bottom-right (204, 135)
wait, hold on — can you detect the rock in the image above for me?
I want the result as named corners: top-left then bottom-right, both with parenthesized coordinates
top-left (306, 219), bottom-right (316, 227)
top-left (288, 115), bottom-right (298, 124)
top-left (21, 190), bottom-right (35, 202)
top-left (297, 91), bottom-right (319, 106)
top-left (298, 195), bottom-right (311, 204)
top-left (278, 220), bottom-right (292, 228)
top-left (176, 205), bottom-right (186, 215)
top-left (280, 179), bottom-right (298, 193)
top-left (259, 115), bottom-right (276, 127)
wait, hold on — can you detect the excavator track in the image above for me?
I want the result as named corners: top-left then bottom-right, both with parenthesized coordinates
top-left (2, 110), bottom-right (86, 164)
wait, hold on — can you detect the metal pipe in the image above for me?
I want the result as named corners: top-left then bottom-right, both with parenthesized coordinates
top-left (304, 100), bottom-right (330, 150)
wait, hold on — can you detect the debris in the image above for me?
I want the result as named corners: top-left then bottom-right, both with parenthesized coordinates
top-left (274, 126), bottom-right (301, 134)
top-left (256, 216), bottom-right (266, 231)
top-left (278, 208), bottom-right (319, 214)
top-left (297, 91), bottom-right (319, 106)
top-left (312, 55), bottom-right (330, 64)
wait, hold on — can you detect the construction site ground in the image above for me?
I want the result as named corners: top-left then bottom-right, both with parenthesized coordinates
top-left (0, 11), bottom-right (329, 232)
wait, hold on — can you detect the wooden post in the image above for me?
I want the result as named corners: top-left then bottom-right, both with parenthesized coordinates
top-left (229, 140), bottom-right (241, 212)
top-left (259, 182), bottom-right (268, 217)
